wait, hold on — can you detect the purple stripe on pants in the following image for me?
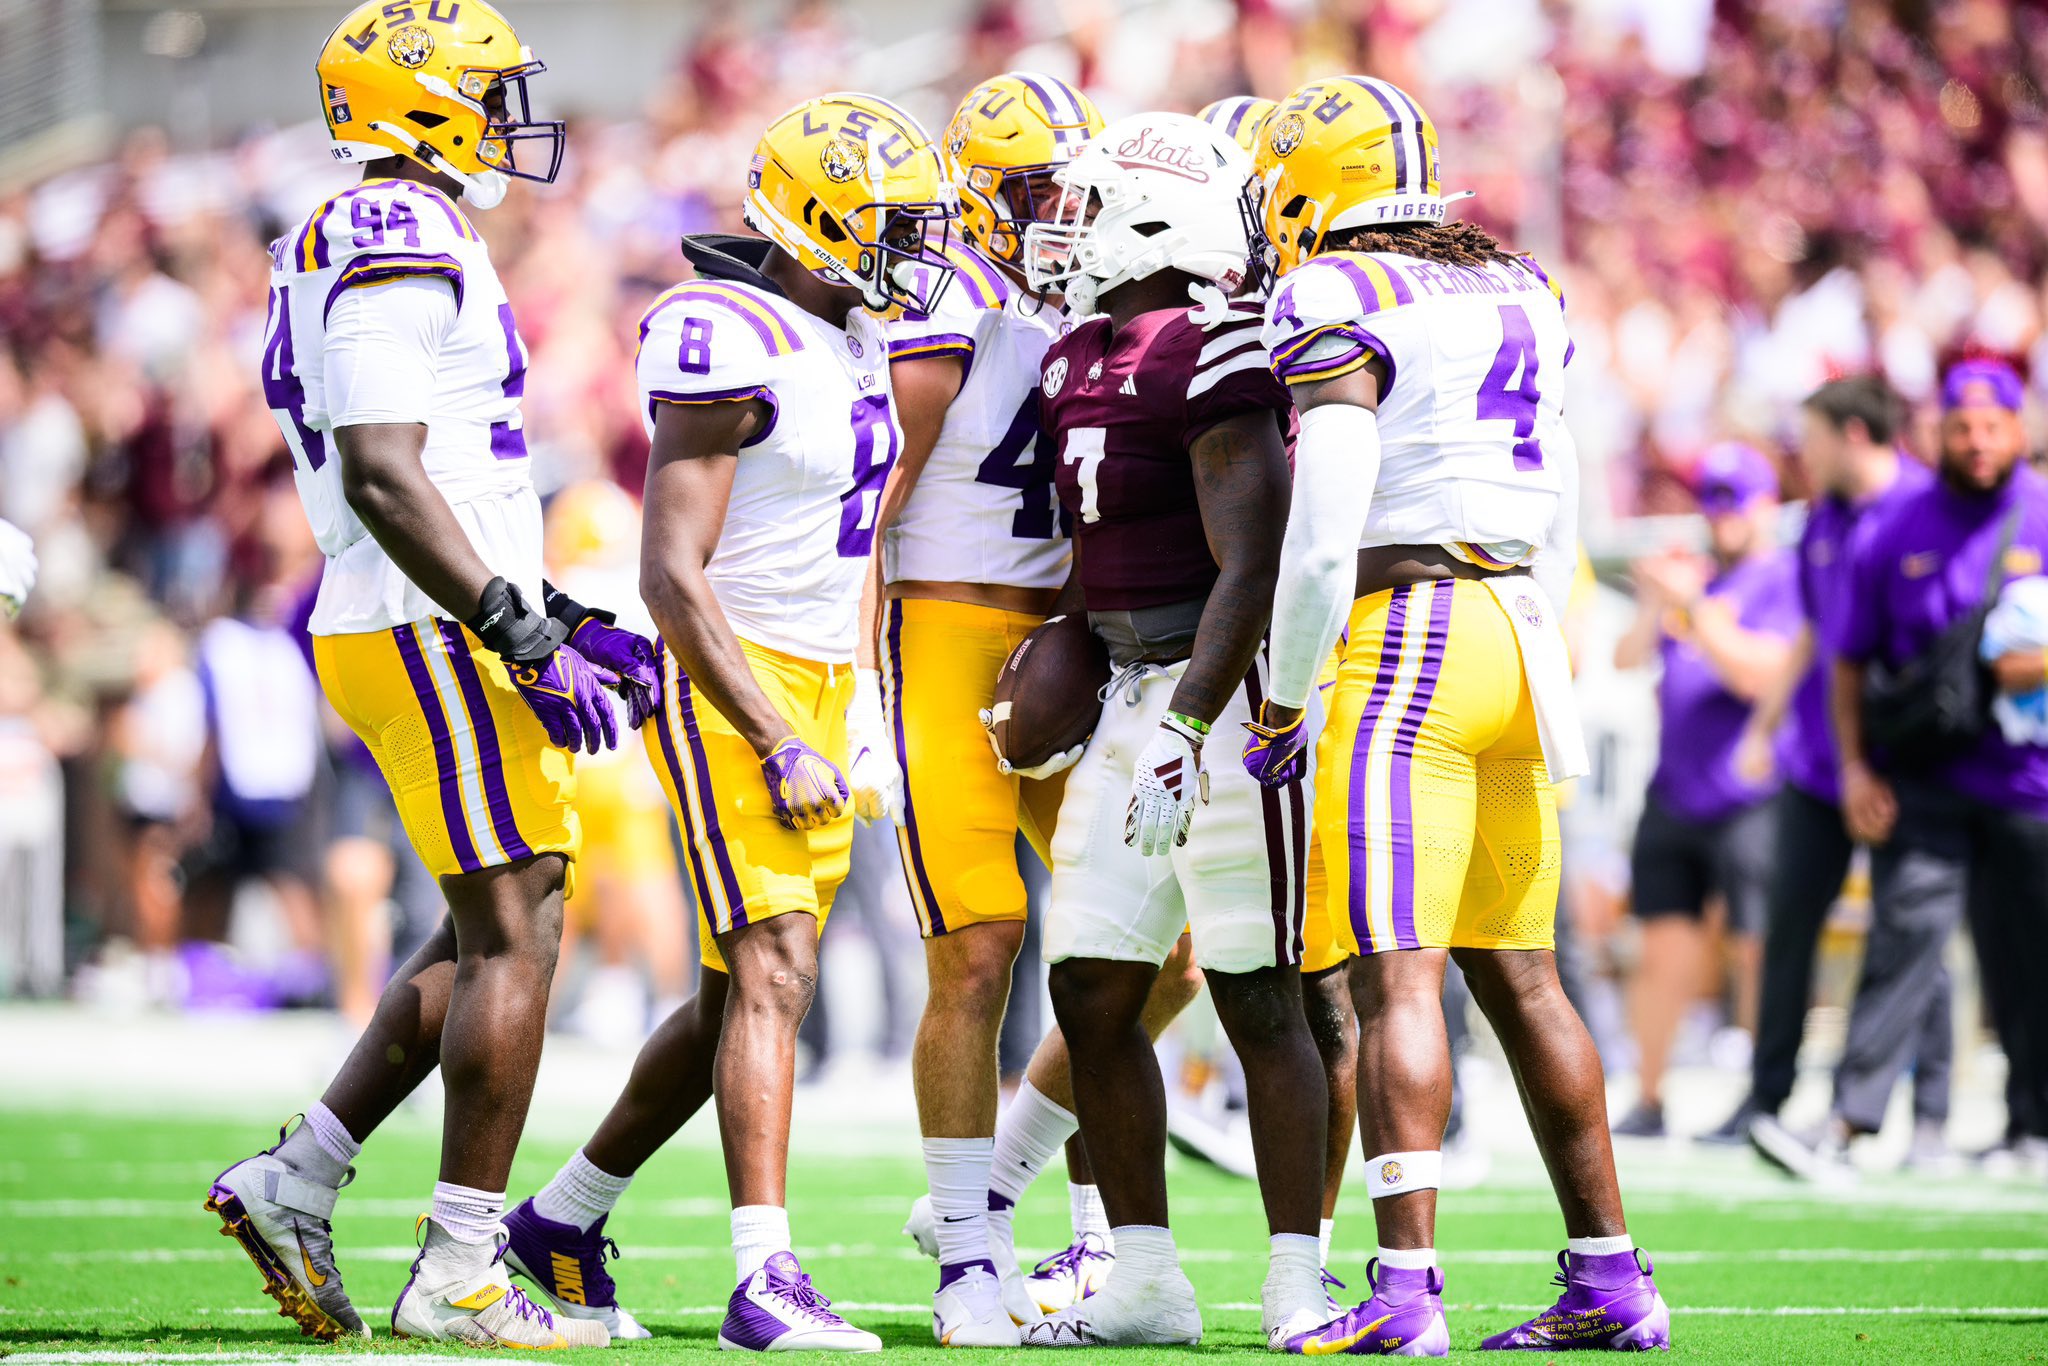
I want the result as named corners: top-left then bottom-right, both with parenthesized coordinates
top-left (392, 623), bottom-right (481, 873)
top-left (886, 601), bottom-right (946, 933)
top-left (669, 650), bottom-right (749, 930)
top-left (1347, 589), bottom-right (1412, 953)
top-left (1386, 586), bottom-right (1450, 950)
top-left (435, 621), bottom-right (534, 862)
top-left (650, 640), bottom-right (724, 946)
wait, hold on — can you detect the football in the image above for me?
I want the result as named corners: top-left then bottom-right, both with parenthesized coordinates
top-left (988, 612), bottom-right (1110, 771)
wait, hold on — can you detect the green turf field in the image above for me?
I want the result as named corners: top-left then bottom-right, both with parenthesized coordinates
top-left (2, 1109), bottom-right (2044, 1363)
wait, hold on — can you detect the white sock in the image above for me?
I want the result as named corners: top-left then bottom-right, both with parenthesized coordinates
top-left (1319, 1217), bottom-right (1336, 1268)
top-left (1268, 1231), bottom-right (1323, 1300)
top-left (1567, 1234), bottom-right (1633, 1258)
top-left (924, 1137), bottom-right (996, 1271)
top-left (275, 1105), bottom-right (355, 1188)
top-left (423, 1183), bottom-right (504, 1282)
top-left (1107, 1224), bottom-right (1176, 1281)
top-left (989, 1081), bottom-right (1078, 1262)
top-left (1069, 1181), bottom-right (1112, 1248)
top-left (732, 1204), bottom-right (791, 1282)
top-left (1377, 1245), bottom-right (1435, 1271)
top-left (533, 1148), bottom-right (633, 1233)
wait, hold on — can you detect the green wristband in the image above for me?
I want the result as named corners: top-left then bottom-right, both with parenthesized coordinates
top-left (1165, 710), bottom-right (1211, 737)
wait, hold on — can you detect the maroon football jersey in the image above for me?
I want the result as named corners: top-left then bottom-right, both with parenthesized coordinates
top-left (1040, 307), bottom-right (1292, 612)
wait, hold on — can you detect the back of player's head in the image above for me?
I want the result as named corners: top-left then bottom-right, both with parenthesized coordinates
top-left (1248, 76), bottom-right (1450, 279)
top-left (944, 73), bottom-right (1103, 269)
top-left (315, 0), bottom-right (563, 210)
top-left (1022, 111), bottom-right (1254, 315)
top-left (744, 92), bottom-right (959, 316)
top-left (1802, 375), bottom-right (1901, 446)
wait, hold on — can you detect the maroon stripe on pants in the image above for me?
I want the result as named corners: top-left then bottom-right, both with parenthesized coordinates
top-left (1243, 659), bottom-right (1301, 966)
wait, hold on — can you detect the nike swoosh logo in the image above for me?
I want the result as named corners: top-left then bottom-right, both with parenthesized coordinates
top-left (1306, 1312), bottom-right (1395, 1356)
top-left (298, 1238), bottom-right (328, 1289)
top-left (940, 1215), bottom-right (974, 1223)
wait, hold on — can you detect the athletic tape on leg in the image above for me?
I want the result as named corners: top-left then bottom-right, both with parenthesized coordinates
top-left (1365, 1151), bottom-right (1441, 1199)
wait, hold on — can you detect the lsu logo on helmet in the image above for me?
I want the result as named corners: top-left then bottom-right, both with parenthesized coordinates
top-left (943, 72), bottom-right (1103, 268)
top-left (743, 92), bottom-right (958, 316)
top-left (314, 0), bottom-right (564, 210)
top-left (1246, 75), bottom-right (1453, 282)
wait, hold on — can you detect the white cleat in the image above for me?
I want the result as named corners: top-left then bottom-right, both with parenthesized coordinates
top-left (391, 1223), bottom-right (608, 1349)
top-left (1025, 1233), bottom-right (1114, 1314)
top-left (1264, 1301), bottom-right (1334, 1352)
top-left (903, 1194), bottom-right (941, 1260)
top-left (205, 1138), bottom-right (368, 1341)
top-left (934, 1265), bottom-right (1023, 1347)
top-left (905, 1193), bottom-right (1041, 1325)
top-left (1020, 1264), bottom-right (1201, 1347)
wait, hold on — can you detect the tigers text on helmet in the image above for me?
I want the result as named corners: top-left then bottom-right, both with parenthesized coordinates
top-left (743, 92), bottom-right (959, 316)
top-left (1197, 96), bottom-right (1276, 155)
top-left (944, 72), bottom-right (1103, 271)
top-left (1023, 111), bottom-right (1254, 317)
top-left (315, 0), bottom-right (563, 210)
top-left (1247, 75), bottom-right (1453, 284)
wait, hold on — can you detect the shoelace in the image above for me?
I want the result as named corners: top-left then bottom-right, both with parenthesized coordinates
top-left (1031, 1233), bottom-right (1109, 1278)
top-left (501, 1282), bottom-right (556, 1330)
top-left (1320, 1269), bottom-right (1347, 1295)
top-left (771, 1272), bottom-right (843, 1324)
top-left (1099, 661), bottom-right (1167, 708)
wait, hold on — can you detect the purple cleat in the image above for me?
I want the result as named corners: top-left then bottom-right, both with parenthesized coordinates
top-left (1480, 1250), bottom-right (1671, 1351)
top-left (502, 1197), bottom-right (650, 1340)
top-left (719, 1251), bottom-right (880, 1353)
top-left (1286, 1262), bottom-right (1449, 1356)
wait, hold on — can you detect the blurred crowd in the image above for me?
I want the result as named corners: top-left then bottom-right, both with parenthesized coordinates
top-left (4, 0), bottom-right (2048, 1143)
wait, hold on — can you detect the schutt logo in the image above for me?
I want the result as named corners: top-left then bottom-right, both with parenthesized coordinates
top-left (1110, 126), bottom-right (1212, 183)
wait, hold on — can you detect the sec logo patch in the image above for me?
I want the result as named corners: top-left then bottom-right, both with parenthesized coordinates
top-left (1043, 356), bottom-right (1069, 397)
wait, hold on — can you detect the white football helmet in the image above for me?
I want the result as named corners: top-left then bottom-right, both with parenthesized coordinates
top-left (1023, 112), bottom-right (1254, 315)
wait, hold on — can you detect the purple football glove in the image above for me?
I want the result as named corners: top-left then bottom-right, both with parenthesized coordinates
top-left (568, 616), bottom-right (662, 730)
top-left (1241, 701), bottom-right (1311, 788)
top-left (760, 736), bottom-right (849, 832)
top-left (507, 645), bottom-right (620, 755)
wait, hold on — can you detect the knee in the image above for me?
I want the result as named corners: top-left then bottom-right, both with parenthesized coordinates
top-left (324, 839), bottom-right (391, 905)
top-left (729, 925), bottom-right (818, 1025)
top-left (1048, 960), bottom-right (1139, 1038)
top-left (926, 929), bottom-right (1021, 1021)
top-left (1304, 978), bottom-right (1358, 1065)
top-left (1211, 970), bottom-right (1312, 1052)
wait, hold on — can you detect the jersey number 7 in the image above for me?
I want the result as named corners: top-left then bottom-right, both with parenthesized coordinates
top-left (1476, 303), bottom-right (1544, 472)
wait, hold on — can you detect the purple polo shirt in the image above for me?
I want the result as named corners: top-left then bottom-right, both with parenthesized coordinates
top-left (1650, 549), bottom-right (1803, 822)
top-left (1837, 463), bottom-right (2048, 817)
top-left (1779, 458), bottom-right (1934, 803)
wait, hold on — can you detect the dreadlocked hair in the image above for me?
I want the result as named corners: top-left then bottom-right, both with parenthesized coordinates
top-left (1320, 221), bottom-right (1521, 271)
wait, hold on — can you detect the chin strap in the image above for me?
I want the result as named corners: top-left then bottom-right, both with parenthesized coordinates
top-left (366, 120), bottom-right (507, 209)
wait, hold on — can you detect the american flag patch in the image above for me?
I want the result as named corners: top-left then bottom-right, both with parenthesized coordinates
top-left (326, 84), bottom-right (352, 124)
top-left (747, 152), bottom-right (767, 189)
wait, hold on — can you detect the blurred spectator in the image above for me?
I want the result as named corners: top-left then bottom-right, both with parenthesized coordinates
top-left (1611, 443), bottom-right (1798, 1138)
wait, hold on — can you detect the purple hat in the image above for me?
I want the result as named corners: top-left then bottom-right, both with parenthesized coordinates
top-left (1941, 358), bottom-right (2024, 413)
top-left (1689, 442), bottom-right (1778, 516)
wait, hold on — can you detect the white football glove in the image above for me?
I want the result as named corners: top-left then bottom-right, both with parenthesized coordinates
top-left (1125, 715), bottom-right (1209, 856)
top-left (977, 702), bottom-right (1086, 780)
top-left (0, 519), bottom-right (37, 620)
top-left (845, 668), bottom-right (904, 826)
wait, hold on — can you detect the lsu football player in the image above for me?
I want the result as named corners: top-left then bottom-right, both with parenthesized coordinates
top-left (1014, 112), bottom-right (1330, 1350)
top-left (207, 0), bottom-right (659, 1349)
top-left (500, 94), bottom-right (955, 1353)
top-left (1204, 88), bottom-right (1364, 1279)
top-left (1240, 77), bottom-right (1669, 1353)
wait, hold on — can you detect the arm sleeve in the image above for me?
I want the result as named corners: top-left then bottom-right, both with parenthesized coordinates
top-left (1268, 403), bottom-right (1382, 709)
top-left (323, 276), bottom-right (457, 428)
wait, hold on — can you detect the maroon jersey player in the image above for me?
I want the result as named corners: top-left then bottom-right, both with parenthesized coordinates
top-left (1013, 111), bottom-right (1331, 1349)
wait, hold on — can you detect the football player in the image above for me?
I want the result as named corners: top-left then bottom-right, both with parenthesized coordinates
top-left (207, 0), bottom-right (657, 1349)
top-left (499, 94), bottom-right (956, 1353)
top-left (1241, 77), bottom-right (1669, 1353)
top-left (1014, 112), bottom-right (1330, 1349)
top-left (1204, 88), bottom-right (1363, 1281)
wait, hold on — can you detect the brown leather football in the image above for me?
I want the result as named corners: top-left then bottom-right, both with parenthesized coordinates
top-left (988, 612), bottom-right (1110, 771)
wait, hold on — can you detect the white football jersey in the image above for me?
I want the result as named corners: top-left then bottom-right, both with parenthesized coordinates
top-left (882, 243), bottom-right (1070, 590)
top-left (264, 177), bottom-right (539, 636)
top-left (1263, 250), bottom-right (1575, 567)
top-left (637, 278), bottom-right (897, 663)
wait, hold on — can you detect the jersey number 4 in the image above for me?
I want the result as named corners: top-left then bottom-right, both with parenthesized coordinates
top-left (976, 394), bottom-right (1063, 538)
top-left (1476, 304), bottom-right (1544, 471)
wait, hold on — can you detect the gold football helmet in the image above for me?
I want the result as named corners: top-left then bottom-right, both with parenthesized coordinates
top-left (744, 92), bottom-right (958, 315)
top-left (314, 0), bottom-right (563, 210)
top-left (943, 72), bottom-right (1103, 268)
top-left (1197, 96), bottom-right (1276, 154)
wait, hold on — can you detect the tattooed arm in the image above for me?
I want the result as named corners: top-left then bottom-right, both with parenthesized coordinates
top-left (1170, 409), bottom-right (1293, 724)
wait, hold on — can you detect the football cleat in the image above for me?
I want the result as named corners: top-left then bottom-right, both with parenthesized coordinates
top-left (902, 1193), bottom-right (941, 1260)
top-left (719, 1252), bottom-right (880, 1352)
top-left (502, 1197), bottom-right (650, 1340)
top-left (933, 1264), bottom-right (1022, 1347)
top-left (205, 1132), bottom-right (368, 1341)
top-left (1021, 1259), bottom-right (1201, 1348)
top-left (1479, 1249), bottom-right (1669, 1351)
top-left (1748, 1114), bottom-right (1856, 1187)
top-left (390, 1221), bottom-right (608, 1349)
top-left (1285, 1262), bottom-right (1449, 1356)
top-left (1025, 1232), bottom-right (1115, 1314)
top-left (904, 1194), bottom-right (1040, 1325)
top-left (1323, 1268), bottom-right (1349, 1318)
